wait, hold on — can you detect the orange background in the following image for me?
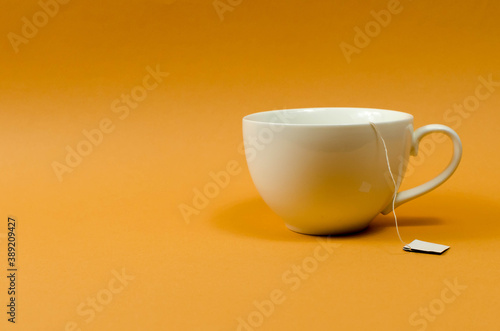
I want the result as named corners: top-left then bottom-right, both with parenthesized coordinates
top-left (1, 0), bottom-right (499, 330)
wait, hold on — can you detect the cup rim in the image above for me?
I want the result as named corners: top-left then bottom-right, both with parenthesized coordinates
top-left (243, 107), bottom-right (414, 126)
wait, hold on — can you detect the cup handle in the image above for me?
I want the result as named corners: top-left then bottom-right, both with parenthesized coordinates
top-left (381, 124), bottom-right (462, 215)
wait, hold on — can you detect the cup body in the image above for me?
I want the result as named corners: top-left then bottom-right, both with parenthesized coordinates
top-left (242, 107), bottom-right (414, 235)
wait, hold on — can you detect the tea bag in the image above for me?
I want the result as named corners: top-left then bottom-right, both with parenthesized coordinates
top-left (369, 122), bottom-right (450, 255)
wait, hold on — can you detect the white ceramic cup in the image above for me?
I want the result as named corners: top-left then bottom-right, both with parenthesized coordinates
top-left (242, 107), bottom-right (462, 235)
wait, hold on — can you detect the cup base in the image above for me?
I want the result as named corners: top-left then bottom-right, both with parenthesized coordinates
top-left (285, 222), bottom-right (370, 236)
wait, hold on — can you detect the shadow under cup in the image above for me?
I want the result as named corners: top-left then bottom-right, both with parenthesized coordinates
top-left (242, 107), bottom-right (414, 235)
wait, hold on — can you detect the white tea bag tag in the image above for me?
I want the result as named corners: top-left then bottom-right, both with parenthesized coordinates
top-left (403, 239), bottom-right (450, 255)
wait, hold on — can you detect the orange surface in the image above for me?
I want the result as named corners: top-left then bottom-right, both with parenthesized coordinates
top-left (1, 0), bottom-right (499, 330)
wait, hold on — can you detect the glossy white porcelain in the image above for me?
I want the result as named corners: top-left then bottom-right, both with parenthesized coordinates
top-left (242, 107), bottom-right (462, 235)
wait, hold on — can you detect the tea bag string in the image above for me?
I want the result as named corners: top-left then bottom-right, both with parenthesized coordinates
top-left (369, 122), bottom-right (411, 250)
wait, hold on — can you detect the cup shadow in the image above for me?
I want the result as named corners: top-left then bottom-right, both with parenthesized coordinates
top-left (210, 197), bottom-right (445, 241)
top-left (211, 197), bottom-right (311, 242)
top-left (361, 214), bottom-right (444, 238)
